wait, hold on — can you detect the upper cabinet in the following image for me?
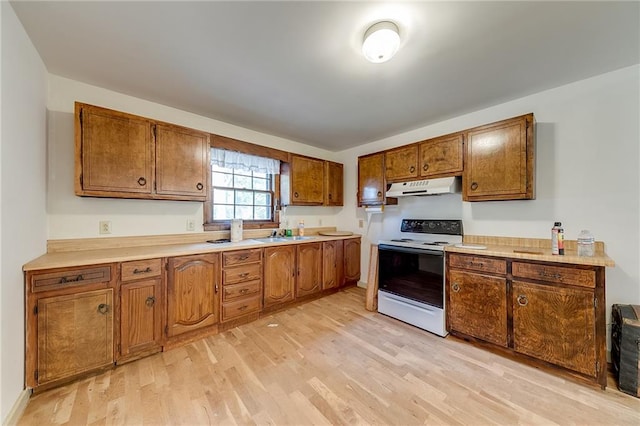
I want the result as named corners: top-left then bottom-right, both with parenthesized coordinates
top-left (281, 154), bottom-right (344, 206)
top-left (75, 102), bottom-right (209, 201)
top-left (419, 133), bottom-right (464, 178)
top-left (385, 145), bottom-right (419, 182)
top-left (358, 152), bottom-right (397, 207)
top-left (463, 113), bottom-right (535, 201)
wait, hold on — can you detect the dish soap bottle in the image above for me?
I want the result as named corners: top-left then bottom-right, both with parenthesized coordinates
top-left (298, 220), bottom-right (305, 236)
top-left (551, 222), bottom-right (564, 255)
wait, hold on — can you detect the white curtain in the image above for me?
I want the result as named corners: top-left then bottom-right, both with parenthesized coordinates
top-left (211, 148), bottom-right (280, 174)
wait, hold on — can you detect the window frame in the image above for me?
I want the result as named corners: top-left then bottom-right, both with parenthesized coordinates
top-left (204, 135), bottom-right (289, 231)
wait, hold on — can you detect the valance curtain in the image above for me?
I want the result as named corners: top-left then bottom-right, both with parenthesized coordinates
top-left (211, 148), bottom-right (280, 175)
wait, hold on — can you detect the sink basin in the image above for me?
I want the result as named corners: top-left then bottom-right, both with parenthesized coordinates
top-left (252, 237), bottom-right (288, 243)
top-left (283, 236), bottom-right (315, 241)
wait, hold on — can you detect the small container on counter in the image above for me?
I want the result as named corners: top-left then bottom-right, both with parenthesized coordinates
top-left (298, 220), bottom-right (305, 236)
top-left (577, 230), bottom-right (595, 257)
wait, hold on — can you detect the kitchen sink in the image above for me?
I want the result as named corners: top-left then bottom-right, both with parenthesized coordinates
top-left (252, 237), bottom-right (288, 243)
top-left (283, 236), bottom-right (315, 241)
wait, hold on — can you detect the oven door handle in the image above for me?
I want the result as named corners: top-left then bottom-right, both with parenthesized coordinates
top-left (378, 244), bottom-right (444, 257)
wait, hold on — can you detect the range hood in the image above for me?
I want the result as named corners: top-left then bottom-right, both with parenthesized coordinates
top-left (386, 177), bottom-right (461, 197)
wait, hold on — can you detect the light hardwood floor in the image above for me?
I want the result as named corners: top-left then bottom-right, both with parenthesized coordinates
top-left (19, 287), bottom-right (640, 425)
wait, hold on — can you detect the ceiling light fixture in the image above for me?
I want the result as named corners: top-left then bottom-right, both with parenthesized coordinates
top-left (362, 21), bottom-right (400, 63)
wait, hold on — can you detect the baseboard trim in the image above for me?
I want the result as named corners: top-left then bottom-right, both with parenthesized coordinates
top-left (2, 388), bottom-right (31, 425)
top-left (357, 281), bottom-right (366, 289)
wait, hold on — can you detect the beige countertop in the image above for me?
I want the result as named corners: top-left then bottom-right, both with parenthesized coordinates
top-left (24, 234), bottom-right (361, 271)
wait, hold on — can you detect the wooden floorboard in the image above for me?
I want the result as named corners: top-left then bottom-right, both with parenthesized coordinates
top-left (19, 287), bottom-right (640, 425)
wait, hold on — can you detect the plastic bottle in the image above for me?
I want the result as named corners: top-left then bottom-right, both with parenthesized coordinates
top-left (298, 220), bottom-right (305, 236)
top-left (577, 230), bottom-right (595, 257)
top-left (551, 222), bottom-right (561, 255)
top-left (557, 224), bottom-right (564, 255)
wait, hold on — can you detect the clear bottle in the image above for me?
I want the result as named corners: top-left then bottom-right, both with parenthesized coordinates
top-left (577, 230), bottom-right (595, 257)
top-left (298, 220), bottom-right (305, 236)
top-left (551, 222), bottom-right (561, 255)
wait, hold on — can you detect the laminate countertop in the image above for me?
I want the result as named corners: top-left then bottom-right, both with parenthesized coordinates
top-left (23, 234), bottom-right (361, 272)
top-left (444, 235), bottom-right (614, 267)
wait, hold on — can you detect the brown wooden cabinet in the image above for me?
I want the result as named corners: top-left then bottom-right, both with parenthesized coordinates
top-left (322, 240), bottom-right (343, 290)
top-left (75, 102), bottom-right (209, 201)
top-left (296, 242), bottom-right (322, 297)
top-left (25, 263), bottom-right (116, 388)
top-left (463, 113), bottom-right (535, 201)
top-left (118, 259), bottom-right (163, 362)
top-left (263, 245), bottom-right (296, 307)
top-left (343, 238), bottom-right (361, 284)
top-left (385, 145), bottom-right (419, 182)
top-left (447, 253), bottom-right (606, 388)
top-left (325, 161), bottom-right (344, 206)
top-left (281, 154), bottom-right (325, 205)
top-left (221, 248), bottom-right (262, 322)
top-left (166, 253), bottom-right (220, 338)
top-left (419, 133), bottom-right (463, 178)
top-left (358, 153), bottom-right (397, 206)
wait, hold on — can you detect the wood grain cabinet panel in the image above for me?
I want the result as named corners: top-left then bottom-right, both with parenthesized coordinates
top-left (385, 145), bottom-right (419, 182)
top-left (36, 289), bottom-right (114, 385)
top-left (325, 161), bottom-right (344, 206)
top-left (448, 269), bottom-right (508, 347)
top-left (419, 134), bottom-right (463, 178)
top-left (283, 155), bottom-right (325, 205)
top-left (463, 113), bottom-right (535, 201)
top-left (322, 240), bottom-right (342, 290)
top-left (512, 262), bottom-right (595, 288)
top-left (512, 281), bottom-right (596, 376)
top-left (449, 254), bottom-right (506, 275)
top-left (121, 259), bottom-right (162, 282)
top-left (119, 279), bottom-right (162, 360)
top-left (343, 238), bottom-right (361, 284)
top-left (296, 242), bottom-right (322, 298)
top-left (358, 153), bottom-right (395, 206)
top-left (166, 254), bottom-right (220, 338)
top-left (264, 246), bottom-right (296, 307)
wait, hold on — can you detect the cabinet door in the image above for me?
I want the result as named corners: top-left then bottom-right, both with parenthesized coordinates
top-left (36, 289), bottom-right (114, 384)
top-left (264, 246), bottom-right (296, 307)
top-left (77, 103), bottom-right (153, 195)
top-left (120, 278), bottom-right (162, 358)
top-left (155, 123), bottom-right (209, 200)
top-left (358, 153), bottom-right (387, 206)
top-left (463, 114), bottom-right (534, 201)
top-left (419, 134), bottom-right (463, 178)
top-left (297, 243), bottom-right (322, 297)
top-left (322, 240), bottom-right (342, 290)
top-left (166, 254), bottom-right (220, 337)
top-left (289, 155), bottom-right (325, 204)
top-left (343, 238), bottom-right (361, 284)
top-left (325, 161), bottom-right (344, 206)
top-left (448, 270), bottom-right (507, 347)
top-left (512, 281), bottom-right (596, 376)
top-left (385, 145), bottom-right (419, 182)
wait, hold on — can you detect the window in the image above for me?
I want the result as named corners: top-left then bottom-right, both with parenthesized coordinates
top-left (211, 165), bottom-right (273, 221)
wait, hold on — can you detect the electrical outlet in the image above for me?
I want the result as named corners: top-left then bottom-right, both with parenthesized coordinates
top-left (358, 219), bottom-right (364, 228)
top-left (186, 219), bottom-right (196, 232)
top-left (99, 221), bottom-right (112, 235)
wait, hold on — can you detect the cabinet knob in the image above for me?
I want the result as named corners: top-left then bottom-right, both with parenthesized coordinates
top-left (145, 296), bottom-right (156, 307)
top-left (97, 303), bottom-right (110, 314)
top-left (423, 164), bottom-right (429, 172)
top-left (328, 194), bottom-right (332, 200)
top-left (294, 192), bottom-right (299, 198)
top-left (452, 283), bottom-right (461, 293)
top-left (377, 191), bottom-right (382, 197)
top-left (470, 182), bottom-right (478, 191)
top-left (196, 182), bottom-right (203, 190)
top-left (137, 177), bottom-right (147, 186)
top-left (517, 295), bottom-right (528, 306)
top-left (409, 166), bottom-right (416, 173)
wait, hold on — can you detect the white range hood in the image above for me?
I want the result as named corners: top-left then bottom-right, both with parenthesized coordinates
top-left (386, 176), bottom-right (461, 197)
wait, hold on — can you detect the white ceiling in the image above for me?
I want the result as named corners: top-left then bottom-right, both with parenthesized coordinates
top-left (10, 1), bottom-right (640, 151)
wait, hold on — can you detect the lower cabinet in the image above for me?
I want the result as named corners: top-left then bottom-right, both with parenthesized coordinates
top-left (343, 237), bottom-right (361, 284)
top-left (322, 240), bottom-right (343, 290)
top-left (447, 253), bottom-right (606, 387)
top-left (166, 253), bottom-right (220, 338)
top-left (221, 248), bottom-right (262, 322)
top-left (296, 242), bottom-right (322, 297)
top-left (264, 245), bottom-right (296, 307)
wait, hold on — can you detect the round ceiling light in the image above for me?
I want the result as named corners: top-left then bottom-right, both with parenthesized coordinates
top-left (362, 21), bottom-right (400, 63)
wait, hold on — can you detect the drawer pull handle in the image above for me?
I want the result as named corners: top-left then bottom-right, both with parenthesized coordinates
top-left (328, 194), bottom-right (332, 200)
top-left (137, 177), bottom-right (146, 186)
top-left (145, 296), bottom-right (156, 307)
top-left (97, 303), bottom-right (110, 314)
top-left (452, 283), bottom-right (461, 293)
top-left (240, 288), bottom-right (249, 294)
top-left (238, 305), bottom-right (248, 311)
top-left (539, 271), bottom-right (562, 280)
top-left (517, 295), bottom-right (528, 306)
top-left (239, 255), bottom-right (249, 261)
top-left (467, 261), bottom-right (484, 268)
top-left (409, 166), bottom-right (416, 173)
top-left (133, 267), bottom-right (152, 274)
top-left (470, 182), bottom-right (478, 191)
top-left (59, 274), bottom-right (84, 284)
top-left (239, 272), bottom-right (250, 278)
top-left (196, 182), bottom-right (203, 190)
top-left (423, 163), bottom-right (429, 171)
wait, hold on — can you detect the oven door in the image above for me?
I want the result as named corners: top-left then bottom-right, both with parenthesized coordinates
top-left (378, 244), bottom-right (444, 308)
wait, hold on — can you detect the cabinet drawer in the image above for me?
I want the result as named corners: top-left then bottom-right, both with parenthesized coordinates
top-left (512, 262), bottom-right (595, 288)
top-left (449, 254), bottom-right (506, 275)
top-left (31, 265), bottom-right (112, 292)
top-left (223, 249), bottom-right (262, 266)
top-left (222, 296), bottom-right (261, 322)
top-left (223, 280), bottom-right (261, 302)
top-left (223, 263), bottom-right (262, 284)
top-left (121, 259), bottom-right (162, 281)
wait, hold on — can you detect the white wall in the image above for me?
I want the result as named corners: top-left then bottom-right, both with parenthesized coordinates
top-left (339, 65), bottom-right (640, 334)
top-left (1, 2), bottom-right (48, 421)
top-left (47, 76), bottom-right (343, 239)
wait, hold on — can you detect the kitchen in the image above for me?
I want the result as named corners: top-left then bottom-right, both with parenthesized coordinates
top-left (3, 1), bottom-right (640, 424)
